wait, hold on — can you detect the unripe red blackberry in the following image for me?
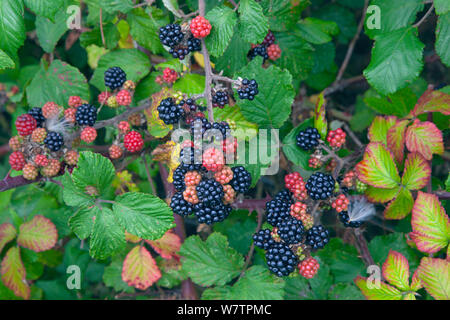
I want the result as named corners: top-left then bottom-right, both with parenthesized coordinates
top-left (163, 68), bottom-right (178, 83)
top-left (81, 126), bottom-right (97, 144)
top-left (64, 108), bottom-right (77, 123)
top-left (184, 171), bottom-right (202, 187)
top-left (342, 170), bottom-right (356, 188)
top-left (9, 151), bottom-right (26, 171)
top-left (123, 80), bottom-right (135, 91)
top-left (124, 131), bottom-right (144, 153)
top-left (9, 136), bottom-right (22, 151)
top-left (308, 155), bottom-right (322, 169)
top-left (222, 184), bottom-right (236, 204)
top-left (31, 128), bottom-right (47, 144)
top-left (118, 121), bottom-right (130, 134)
top-left (42, 102), bottom-right (61, 119)
top-left (267, 44), bottom-right (281, 60)
top-left (109, 144), bottom-right (123, 159)
top-left (190, 16), bottom-right (211, 38)
top-left (290, 201), bottom-right (307, 217)
top-left (327, 128), bottom-right (346, 148)
top-left (98, 91), bottom-right (111, 104)
top-left (285, 172), bottom-right (307, 201)
top-left (42, 159), bottom-right (61, 177)
top-left (64, 150), bottom-right (79, 166)
top-left (34, 154), bottom-right (49, 167)
top-left (331, 194), bottom-right (349, 213)
top-left (214, 166), bottom-right (233, 185)
top-left (128, 113), bottom-right (142, 126)
top-left (16, 114), bottom-right (37, 136)
top-left (116, 89), bottom-right (132, 106)
top-left (183, 186), bottom-right (199, 204)
top-left (68, 96), bottom-right (83, 108)
top-left (202, 147), bottom-right (225, 172)
top-left (23, 163), bottom-right (38, 180)
top-left (298, 257), bottom-right (320, 279)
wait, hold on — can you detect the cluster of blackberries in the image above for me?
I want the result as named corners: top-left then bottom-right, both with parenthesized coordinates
top-left (237, 79), bottom-right (258, 100)
top-left (305, 225), bottom-right (329, 250)
top-left (229, 166), bottom-right (252, 193)
top-left (75, 104), bottom-right (97, 127)
top-left (157, 98), bottom-right (184, 124)
top-left (44, 131), bottom-right (64, 152)
top-left (159, 24), bottom-right (184, 47)
top-left (305, 172), bottom-right (335, 200)
top-left (190, 117), bottom-right (230, 141)
top-left (159, 24), bottom-right (201, 60)
top-left (28, 107), bottom-right (45, 128)
top-left (296, 127), bottom-right (321, 151)
top-left (104, 66), bottom-right (127, 90)
top-left (248, 45), bottom-right (269, 61)
top-left (212, 90), bottom-right (229, 108)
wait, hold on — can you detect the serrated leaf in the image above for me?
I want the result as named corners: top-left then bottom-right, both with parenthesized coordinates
top-left (405, 120), bottom-right (444, 160)
top-left (314, 93), bottom-right (327, 139)
top-left (386, 119), bottom-right (409, 164)
top-left (409, 192), bottom-right (450, 254)
top-left (354, 276), bottom-right (403, 300)
top-left (409, 88), bottom-right (450, 117)
top-left (101, 0), bottom-right (133, 14)
top-left (436, 12), bottom-right (450, 67)
top-left (356, 142), bottom-right (401, 189)
top-left (89, 49), bottom-right (151, 91)
top-left (0, 0), bottom-right (25, 57)
top-left (260, 0), bottom-right (304, 32)
top-left (1, 247), bottom-right (29, 300)
top-left (328, 283), bottom-right (365, 300)
top-left (296, 18), bottom-right (335, 44)
top-left (214, 30), bottom-right (251, 77)
top-left (382, 250), bottom-right (410, 291)
top-left (80, 23), bottom-right (119, 50)
top-left (162, 0), bottom-right (180, 17)
top-left (368, 116), bottom-right (397, 145)
top-left (364, 87), bottom-right (418, 117)
top-left (26, 59), bottom-right (90, 107)
top-left (0, 223), bottom-right (16, 253)
top-left (402, 152), bottom-right (431, 190)
top-left (417, 257), bottom-right (449, 300)
top-left (122, 245), bottom-right (161, 290)
top-left (35, 8), bottom-right (68, 53)
top-left (313, 4), bottom-right (356, 44)
top-left (434, 0), bottom-right (450, 14)
top-left (384, 188), bottom-right (414, 220)
top-left (205, 5), bottom-right (237, 57)
top-left (17, 215), bottom-right (57, 252)
top-left (173, 73), bottom-right (205, 95)
top-left (284, 263), bottom-right (333, 299)
top-left (113, 192), bottom-right (175, 240)
top-left (179, 232), bottom-right (244, 286)
top-left (363, 27), bottom-right (424, 96)
top-left (61, 172), bottom-right (96, 207)
top-left (146, 230), bottom-right (181, 260)
top-left (24, 0), bottom-right (64, 20)
top-left (213, 105), bottom-right (258, 141)
top-left (282, 118), bottom-right (313, 170)
top-left (89, 207), bottom-right (126, 260)
top-left (238, 0), bottom-right (269, 44)
top-left (103, 259), bottom-right (134, 293)
top-left (69, 206), bottom-right (97, 240)
top-left (0, 49), bottom-right (14, 70)
top-left (236, 57), bottom-right (294, 128)
top-left (365, 186), bottom-right (399, 203)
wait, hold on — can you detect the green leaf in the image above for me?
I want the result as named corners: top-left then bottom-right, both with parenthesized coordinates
top-left (0, 49), bottom-right (14, 70)
top-left (436, 12), bottom-right (450, 67)
top-left (214, 30), bottom-right (251, 77)
top-left (80, 23), bottom-right (119, 50)
top-left (162, 0), bottom-right (180, 17)
top-left (367, 116), bottom-right (397, 145)
top-left (0, 223), bottom-right (16, 254)
top-left (61, 172), bottom-right (95, 207)
top-left (122, 245), bottom-right (161, 290)
top-left (173, 73), bottom-right (205, 95)
top-left (0, 246), bottom-right (29, 300)
top-left (103, 258), bottom-right (134, 293)
top-left (363, 27), bottom-right (424, 95)
top-left (236, 57), bottom-right (294, 128)
top-left (314, 92), bottom-right (327, 139)
top-left (329, 283), bottom-right (365, 300)
top-left (313, 4), bottom-right (356, 44)
top-left (101, 0), bottom-right (133, 14)
top-left (89, 207), bottom-right (125, 260)
top-left (296, 18), bottom-right (337, 44)
top-left (349, 96), bottom-right (376, 132)
top-left (384, 187), bottom-right (414, 220)
top-left (69, 206), bottom-right (97, 240)
top-left (434, 0), bottom-right (450, 14)
top-left (35, 9), bottom-right (69, 53)
top-left (26, 59), bottom-right (90, 108)
top-left (238, 0), bottom-right (269, 44)
top-left (179, 232), bottom-right (244, 286)
top-left (260, 0), bottom-right (305, 32)
top-left (354, 276), bottom-right (403, 300)
top-left (205, 5), bottom-right (237, 58)
top-left (0, 0), bottom-right (26, 57)
top-left (213, 105), bottom-right (258, 142)
top-left (24, 0), bottom-right (64, 20)
top-left (89, 49), bottom-right (151, 91)
top-left (282, 118), bottom-right (313, 169)
top-left (284, 263), bottom-right (332, 299)
top-left (417, 257), bottom-right (449, 300)
top-left (112, 192), bottom-right (175, 240)
top-left (364, 87), bottom-right (418, 117)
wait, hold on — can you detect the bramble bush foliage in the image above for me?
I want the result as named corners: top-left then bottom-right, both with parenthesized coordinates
top-left (0, 0), bottom-right (448, 300)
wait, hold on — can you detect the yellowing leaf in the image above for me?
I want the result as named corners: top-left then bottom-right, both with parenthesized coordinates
top-left (405, 120), bottom-right (444, 160)
top-left (17, 215), bottom-right (58, 252)
top-left (365, 186), bottom-right (399, 203)
top-left (1, 247), bottom-right (30, 300)
top-left (314, 92), bottom-right (327, 139)
top-left (368, 116), bottom-right (397, 145)
top-left (0, 223), bottom-right (16, 253)
top-left (383, 188), bottom-right (414, 220)
top-left (386, 119), bottom-right (409, 163)
top-left (145, 88), bottom-right (173, 138)
top-left (417, 257), bottom-right (449, 300)
top-left (146, 230), bottom-right (181, 260)
top-left (409, 88), bottom-right (450, 117)
top-left (354, 276), bottom-right (403, 300)
top-left (382, 250), bottom-right (410, 291)
top-left (122, 245), bottom-right (161, 290)
top-left (402, 152), bottom-right (431, 190)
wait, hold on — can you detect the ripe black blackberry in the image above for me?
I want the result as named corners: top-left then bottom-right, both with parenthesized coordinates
top-left (196, 179), bottom-right (224, 205)
top-left (191, 118), bottom-right (230, 141)
top-left (274, 189), bottom-right (293, 204)
top-left (306, 172), bottom-right (335, 200)
top-left (159, 24), bottom-right (184, 47)
top-left (296, 127), bottom-right (321, 151)
top-left (248, 45), bottom-right (269, 61)
top-left (262, 31), bottom-right (275, 46)
top-left (305, 225), bottom-right (329, 250)
top-left (104, 67), bottom-right (127, 90)
top-left (253, 229), bottom-right (275, 250)
top-left (237, 79), bottom-right (258, 100)
top-left (173, 165), bottom-right (187, 192)
top-left (187, 36), bottom-right (201, 52)
top-left (157, 98), bottom-right (184, 124)
top-left (185, 99), bottom-right (197, 111)
top-left (169, 45), bottom-right (190, 60)
top-left (44, 131), bottom-right (64, 152)
top-left (265, 243), bottom-right (298, 277)
top-left (170, 192), bottom-right (193, 216)
top-left (212, 90), bottom-right (229, 108)
top-left (193, 201), bottom-right (231, 224)
top-left (266, 198), bottom-right (291, 227)
top-left (75, 104), bottom-right (97, 126)
top-left (277, 217), bottom-right (305, 245)
top-left (338, 211), bottom-right (363, 228)
top-left (179, 147), bottom-right (203, 171)
top-left (28, 107), bottom-right (45, 128)
top-left (229, 166), bottom-right (251, 194)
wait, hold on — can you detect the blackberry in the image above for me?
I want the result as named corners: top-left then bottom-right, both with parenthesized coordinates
top-left (179, 147), bottom-right (203, 171)
top-left (248, 45), bottom-right (269, 61)
top-left (305, 172), bottom-right (335, 200)
top-left (296, 127), bottom-right (321, 151)
top-left (229, 166), bottom-right (251, 194)
top-left (169, 45), bottom-right (190, 60)
top-left (159, 24), bottom-right (184, 48)
top-left (266, 199), bottom-right (291, 227)
top-left (338, 211), bottom-right (363, 228)
top-left (75, 104), bottom-right (97, 126)
top-left (185, 98), bottom-right (197, 111)
top-left (274, 189), bottom-right (293, 204)
top-left (196, 179), bottom-right (224, 205)
top-left (157, 98), bottom-right (184, 124)
top-left (237, 79), bottom-right (258, 100)
top-left (212, 90), bottom-right (229, 108)
top-left (265, 243), bottom-right (298, 277)
top-left (173, 166), bottom-right (187, 192)
top-left (170, 192), bottom-right (193, 216)
top-left (305, 225), bottom-right (329, 250)
top-left (44, 131), bottom-right (64, 152)
top-left (253, 229), bottom-right (275, 250)
top-left (187, 36), bottom-right (201, 52)
top-left (193, 201), bottom-right (231, 224)
top-left (28, 107), bottom-right (45, 128)
top-left (104, 67), bottom-right (127, 90)
top-left (191, 118), bottom-right (230, 141)
top-left (278, 217), bottom-right (304, 245)
top-left (262, 31), bottom-right (275, 46)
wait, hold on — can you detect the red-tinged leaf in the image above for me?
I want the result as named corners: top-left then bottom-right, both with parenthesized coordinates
top-left (403, 293), bottom-right (416, 300)
top-left (410, 192), bottom-right (450, 254)
top-left (354, 276), bottom-right (403, 300)
top-left (382, 250), bottom-right (410, 291)
top-left (410, 269), bottom-right (423, 291)
top-left (368, 116), bottom-right (397, 145)
top-left (365, 186), bottom-right (400, 203)
top-left (0, 247), bottom-right (30, 300)
top-left (402, 153), bottom-right (431, 190)
top-left (0, 223), bottom-right (17, 253)
top-left (409, 88), bottom-right (450, 117)
top-left (384, 188), bottom-right (414, 220)
top-left (146, 231), bottom-right (181, 260)
top-left (386, 119), bottom-right (409, 163)
top-left (125, 231), bottom-right (141, 244)
top-left (356, 142), bottom-right (401, 189)
top-left (405, 120), bottom-right (444, 160)
top-left (122, 245), bottom-right (161, 290)
top-left (17, 215), bottom-right (58, 252)
top-left (314, 92), bottom-right (327, 139)
top-left (416, 257), bottom-right (449, 300)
